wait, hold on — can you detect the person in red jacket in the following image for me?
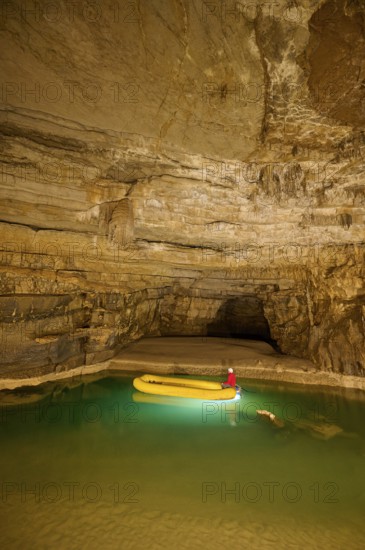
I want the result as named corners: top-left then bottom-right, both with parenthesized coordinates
top-left (221, 367), bottom-right (236, 388)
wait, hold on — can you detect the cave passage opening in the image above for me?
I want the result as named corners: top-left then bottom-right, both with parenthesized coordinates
top-left (206, 296), bottom-right (281, 352)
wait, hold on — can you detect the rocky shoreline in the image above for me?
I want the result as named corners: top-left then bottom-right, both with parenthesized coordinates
top-left (1, 337), bottom-right (364, 392)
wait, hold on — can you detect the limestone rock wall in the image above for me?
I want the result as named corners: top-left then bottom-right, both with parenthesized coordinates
top-left (0, 0), bottom-right (364, 378)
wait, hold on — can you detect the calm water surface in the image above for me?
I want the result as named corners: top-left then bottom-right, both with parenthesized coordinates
top-left (0, 373), bottom-right (365, 549)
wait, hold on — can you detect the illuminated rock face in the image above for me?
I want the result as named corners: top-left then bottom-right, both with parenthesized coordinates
top-left (0, 0), bottom-right (364, 378)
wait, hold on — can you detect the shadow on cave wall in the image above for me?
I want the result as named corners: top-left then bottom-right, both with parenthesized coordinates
top-left (207, 297), bottom-right (281, 352)
top-left (305, 0), bottom-right (365, 127)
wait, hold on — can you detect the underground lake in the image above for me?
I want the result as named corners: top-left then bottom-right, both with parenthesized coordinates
top-left (1, 373), bottom-right (365, 549)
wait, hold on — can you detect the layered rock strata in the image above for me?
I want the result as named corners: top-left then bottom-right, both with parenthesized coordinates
top-left (0, 0), bottom-right (364, 380)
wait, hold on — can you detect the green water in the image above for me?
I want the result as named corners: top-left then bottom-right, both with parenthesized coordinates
top-left (1, 373), bottom-right (365, 549)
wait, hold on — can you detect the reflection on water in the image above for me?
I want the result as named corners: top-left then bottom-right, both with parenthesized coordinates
top-left (0, 373), bottom-right (365, 549)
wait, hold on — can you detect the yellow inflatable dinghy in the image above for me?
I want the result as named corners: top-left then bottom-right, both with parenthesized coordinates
top-left (133, 374), bottom-right (236, 400)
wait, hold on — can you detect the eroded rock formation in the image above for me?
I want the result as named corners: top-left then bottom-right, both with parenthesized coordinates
top-left (0, 0), bottom-right (364, 379)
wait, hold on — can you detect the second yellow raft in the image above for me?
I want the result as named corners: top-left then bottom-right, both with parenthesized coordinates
top-left (133, 374), bottom-right (237, 400)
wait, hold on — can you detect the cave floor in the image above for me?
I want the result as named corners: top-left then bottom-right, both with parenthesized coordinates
top-left (109, 336), bottom-right (313, 376)
top-left (1, 337), bottom-right (365, 392)
top-left (108, 337), bottom-right (363, 390)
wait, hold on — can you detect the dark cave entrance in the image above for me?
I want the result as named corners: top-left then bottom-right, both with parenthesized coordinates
top-left (207, 296), bottom-right (281, 351)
